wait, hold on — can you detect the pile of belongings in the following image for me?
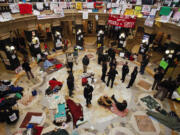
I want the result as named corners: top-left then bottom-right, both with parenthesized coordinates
top-left (39, 58), bottom-right (63, 74)
top-left (147, 107), bottom-right (180, 132)
top-left (45, 78), bottom-right (63, 95)
top-left (81, 72), bottom-right (95, 86)
top-left (0, 80), bottom-right (23, 124)
top-left (141, 95), bottom-right (160, 110)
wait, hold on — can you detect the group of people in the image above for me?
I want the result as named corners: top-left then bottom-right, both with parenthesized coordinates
top-left (100, 47), bottom-right (138, 89)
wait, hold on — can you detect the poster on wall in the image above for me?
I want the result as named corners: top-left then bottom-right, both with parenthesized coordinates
top-left (76, 2), bottom-right (82, 10)
top-left (108, 14), bottom-right (136, 28)
top-left (144, 16), bottom-right (154, 27)
top-left (87, 2), bottom-right (94, 9)
top-left (83, 11), bottom-right (88, 19)
top-left (9, 3), bottom-right (20, 13)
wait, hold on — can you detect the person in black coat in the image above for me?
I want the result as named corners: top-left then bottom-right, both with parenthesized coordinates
top-left (109, 58), bottom-right (117, 69)
top-left (140, 55), bottom-right (150, 75)
top-left (97, 46), bottom-right (104, 64)
top-left (101, 61), bottom-right (107, 82)
top-left (152, 69), bottom-right (164, 90)
top-left (111, 95), bottom-right (127, 111)
top-left (82, 55), bottom-right (89, 73)
top-left (67, 72), bottom-right (74, 97)
top-left (22, 59), bottom-right (34, 80)
top-left (121, 62), bottom-right (129, 83)
top-left (107, 66), bottom-right (118, 88)
top-left (127, 66), bottom-right (138, 88)
top-left (108, 48), bottom-right (115, 61)
top-left (84, 84), bottom-right (94, 107)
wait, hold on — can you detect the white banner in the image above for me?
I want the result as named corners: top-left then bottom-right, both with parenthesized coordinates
top-left (50, 2), bottom-right (59, 11)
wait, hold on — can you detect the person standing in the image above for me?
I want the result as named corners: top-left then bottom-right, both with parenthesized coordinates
top-left (22, 59), bottom-right (34, 80)
top-left (140, 55), bottom-right (150, 75)
top-left (109, 58), bottom-right (117, 69)
top-left (67, 72), bottom-right (74, 97)
top-left (73, 47), bottom-right (78, 65)
top-left (108, 48), bottom-right (115, 61)
top-left (67, 53), bottom-right (74, 72)
top-left (121, 62), bottom-right (129, 83)
top-left (82, 55), bottom-right (89, 73)
top-left (101, 61), bottom-right (107, 82)
top-left (97, 46), bottom-right (103, 64)
top-left (152, 69), bottom-right (164, 90)
top-left (84, 84), bottom-right (94, 107)
top-left (127, 66), bottom-right (138, 88)
top-left (107, 66), bottom-right (118, 88)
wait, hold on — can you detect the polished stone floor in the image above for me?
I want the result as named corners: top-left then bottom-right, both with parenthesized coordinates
top-left (1, 47), bottom-right (179, 135)
top-left (0, 39), bottom-right (180, 135)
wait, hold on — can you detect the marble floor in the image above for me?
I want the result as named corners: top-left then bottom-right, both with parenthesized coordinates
top-left (1, 48), bottom-right (180, 135)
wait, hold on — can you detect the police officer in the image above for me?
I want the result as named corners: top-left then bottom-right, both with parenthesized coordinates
top-left (127, 66), bottom-right (138, 88)
top-left (84, 84), bottom-right (94, 107)
top-left (121, 62), bottom-right (129, 83)
top-left (101, 61), bottom-right (107, 83)
top-left (107, 66), bottom-right (118, 88)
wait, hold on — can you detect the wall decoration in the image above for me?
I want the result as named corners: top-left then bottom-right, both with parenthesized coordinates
top-left (108, 14), bottom-right (136, 28)
top-left (18, 4), bottom-right (32, 15)
top-left (76, 2), bottom-right (82, 10)
top-left (9, 3), bottom-right (19, 13)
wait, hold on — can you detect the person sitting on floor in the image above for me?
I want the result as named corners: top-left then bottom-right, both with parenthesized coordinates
top-left (98, 95), bottom-right (113, 108)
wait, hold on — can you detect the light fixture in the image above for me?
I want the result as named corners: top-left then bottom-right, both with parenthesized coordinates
top-left (170, 50), bottom-right (174, 54)
top-left (10, 46), bottom-right (15, 50)
top-left (165, 50), bottom-right (170, 54)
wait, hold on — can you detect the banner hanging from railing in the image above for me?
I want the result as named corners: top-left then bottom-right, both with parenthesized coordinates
top-left (108, 14), bottom-right (136, 28)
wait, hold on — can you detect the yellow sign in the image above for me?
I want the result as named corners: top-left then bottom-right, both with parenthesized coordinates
top-left (76, 2), bottom-right (82, 10)
top-left (124, 9), bottom-right (134, 16)
top-left (134, 6), bottom-right (142, 17)
top-left (98, 44), bottom-right (101, 48)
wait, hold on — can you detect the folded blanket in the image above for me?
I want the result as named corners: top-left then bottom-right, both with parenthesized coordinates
top-left (110, 103), bottom-right (128, 117)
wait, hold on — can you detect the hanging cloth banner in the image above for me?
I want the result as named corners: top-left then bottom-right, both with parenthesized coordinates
top-left (18, 4), bottom-right (32, 15)
top-left (108, 14), bottom-right (136, 28)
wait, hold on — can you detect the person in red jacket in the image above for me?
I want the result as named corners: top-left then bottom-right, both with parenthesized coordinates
top-left (66, 98), bottom-right (83, 128)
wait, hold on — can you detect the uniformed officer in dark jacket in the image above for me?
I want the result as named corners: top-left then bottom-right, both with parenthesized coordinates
top-left (84, 84), bottom-right (94, 107)
top-left (109, 58), bottom-right (117, 69)
top-left (152, 69), bottom-right (164, 90)
top-left (107, 66), bottom-right (118, 88)
top-left (140, 55), bottom-right (150, 75)
top-left (97, 46), bottom-right (104, 64)
top-left (67, 72), bottom-right (74, 97)
top-left (82, 55), bottom-right (89, 73)
top-left (108, 48), bottom-right (115, 61)
top-left (127, 66), bottom-right (138, 88)
top-left (121, 62), bottom-right (129, 83)
top-left (101, 61), bottom-right (107, 82)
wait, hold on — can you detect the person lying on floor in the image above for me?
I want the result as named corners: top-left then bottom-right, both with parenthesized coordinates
top-left (45, 78), bottom-right (63, 95)
top-left (66, 98), bottom-right (83, 128)
top-left (98, 95), bottom-right (127, 112)
top-left (0, 81), bottom-right (23, 98)
top-left (111, 95), bottom-right (127, 112)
